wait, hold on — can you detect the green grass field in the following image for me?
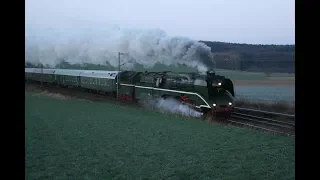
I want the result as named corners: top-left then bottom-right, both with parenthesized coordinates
top-left (25, 92), bottom-right (295, 180)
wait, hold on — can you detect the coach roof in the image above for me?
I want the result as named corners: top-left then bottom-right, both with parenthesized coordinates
top-left (79, 70), bottom-right (120, 79)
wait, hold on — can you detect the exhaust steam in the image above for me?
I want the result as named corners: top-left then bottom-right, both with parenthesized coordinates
top-left (141, 97), bottom-right (203, 118)
top-left (25, 22), bottom-right (215, 73)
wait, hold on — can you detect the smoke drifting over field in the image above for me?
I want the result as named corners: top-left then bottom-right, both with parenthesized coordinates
top-left (25, 22), bottom-right (215, 72)
top-left (141, 97), bottom-right (203, 118)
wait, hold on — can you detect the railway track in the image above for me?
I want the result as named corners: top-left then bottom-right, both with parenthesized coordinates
top-left (25, 82), bottom-right (295, 136)
top-left (229, 107), bottom-right (295, 136)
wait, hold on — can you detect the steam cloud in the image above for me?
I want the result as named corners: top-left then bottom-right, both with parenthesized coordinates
top-left (25, 23), bottom-right (215, 72)
top-left (141, 97), bottom-right (203, 118)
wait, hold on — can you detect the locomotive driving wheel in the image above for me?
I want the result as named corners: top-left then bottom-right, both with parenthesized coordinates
top-left (179, 94), bottom-right (194, 105)
top-left (181, 98), bottom-right (198, 111)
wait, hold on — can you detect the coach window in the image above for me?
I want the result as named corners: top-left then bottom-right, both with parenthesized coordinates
top-left (155, 78), bottom-right (160, 87)
top-left (159, 78), bottom-right (163, 87)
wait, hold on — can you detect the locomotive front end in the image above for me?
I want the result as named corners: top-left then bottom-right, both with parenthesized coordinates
top-left (205, 70), bottom-right (235, 117)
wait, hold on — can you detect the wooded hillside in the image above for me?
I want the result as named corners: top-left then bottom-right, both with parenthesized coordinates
top-left (200, 41), bottom-right (294, 73)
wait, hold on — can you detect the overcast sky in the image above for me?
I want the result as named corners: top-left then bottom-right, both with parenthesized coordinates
top-left (26, 0), bottom-right (295, 45)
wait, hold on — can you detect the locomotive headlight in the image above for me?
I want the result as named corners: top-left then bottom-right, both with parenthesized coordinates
top-left (212, 80), bottom-right (223, 87)
top-left (213, 103), bottom-right (216, 107)
top-left (228, 102), bottom-right (232, 106)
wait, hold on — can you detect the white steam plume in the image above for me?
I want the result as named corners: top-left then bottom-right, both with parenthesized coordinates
top-left (141, 97), bottom-right (203, 118)
top-left (25, 23), bottom-right (215, 72)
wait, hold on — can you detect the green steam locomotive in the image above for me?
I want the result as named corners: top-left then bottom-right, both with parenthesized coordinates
top-left (25, 68), bottom-right (235, 116)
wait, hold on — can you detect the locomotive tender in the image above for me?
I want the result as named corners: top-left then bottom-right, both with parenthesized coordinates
top-left (25, 68), bottom-right (235, 116)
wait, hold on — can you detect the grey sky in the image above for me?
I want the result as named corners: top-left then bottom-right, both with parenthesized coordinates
top-left (26, 0), bottom-right (295, 45)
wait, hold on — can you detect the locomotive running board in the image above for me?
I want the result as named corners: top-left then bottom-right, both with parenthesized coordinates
top-left (120, 83), bottom-right (211, 109)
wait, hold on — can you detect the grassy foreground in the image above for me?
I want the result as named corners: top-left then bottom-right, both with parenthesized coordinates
top-left (25, 92), bottom-right (294, 180)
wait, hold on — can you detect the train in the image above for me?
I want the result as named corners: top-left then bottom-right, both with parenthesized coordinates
top-left (25, 68), bottom-right (236, 117)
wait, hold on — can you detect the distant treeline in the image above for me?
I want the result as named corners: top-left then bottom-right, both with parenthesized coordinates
top-left (200, 41), bottom-right (295, 73)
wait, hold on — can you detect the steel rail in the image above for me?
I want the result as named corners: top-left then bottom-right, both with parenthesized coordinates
top-left (231, 112), bottom-right (295, 127)
top-left (229, 107), bottom-right (295, 135)
top-left (234, 107), bottom-right (295, 118)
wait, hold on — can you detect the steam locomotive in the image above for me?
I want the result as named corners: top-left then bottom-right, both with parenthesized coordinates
top-left (25, 68), bottom-right (235, 117)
